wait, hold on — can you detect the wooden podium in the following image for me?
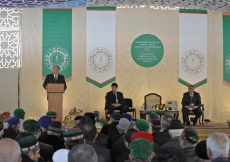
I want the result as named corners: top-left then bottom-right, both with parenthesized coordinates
top-left (47, 83), bottom-right (64, 122)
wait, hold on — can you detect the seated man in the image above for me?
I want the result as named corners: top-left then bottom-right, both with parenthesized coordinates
top-left (106, 83), bottom-right (126, 115)
top-left (182, 85), bottom-right (202, 126)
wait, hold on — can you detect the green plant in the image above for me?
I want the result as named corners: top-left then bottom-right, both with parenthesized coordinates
top-left (227, 119), bottom-right (230, 125)
top-left (95, 117), bottom-right (107, 126)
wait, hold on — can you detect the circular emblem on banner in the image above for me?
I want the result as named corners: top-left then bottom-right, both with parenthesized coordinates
top-left (181, 49), bottom-right (205, 75)
top-left (44, 46), bottom-right (70, 72)
top-left (225, 54), bottom-right (230, 74)
top-left (88, 47), bottom-right (114, 73)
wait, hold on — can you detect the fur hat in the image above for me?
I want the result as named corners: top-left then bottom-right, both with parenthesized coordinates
top-left (38, 116), bottom-right (52, 129)
top-left (23, 119), bottom-right (41, 135)
top-left (8, 116), bottom-right (20, 126)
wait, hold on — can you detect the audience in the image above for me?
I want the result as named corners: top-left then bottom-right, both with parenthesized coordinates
top-left (38, 115), bottom-right (52, 143)
top-left (52, 149), bottom-right (69, 162)
top-left (2, 116), bottom-right (20, 139)
top-left (14, 108), bottom-right (26, 132)
top-left (206, 132), bottom-right (229, 162)
top-left (63, 129), bottom-right (84, 149)
top-left (101, 112), bottom-right (120, 136)
top-left (68, 144), bottom-right (98, 162)
top-left (157, 147), bottom-right (186, 162)
top-left (195, 140), bottom-right (210, 162)
top-left (0, 138), bottom-right (22, 162)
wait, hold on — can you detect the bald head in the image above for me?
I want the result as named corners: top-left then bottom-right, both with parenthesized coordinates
top-left (0, 138), bottom-right (21, 162)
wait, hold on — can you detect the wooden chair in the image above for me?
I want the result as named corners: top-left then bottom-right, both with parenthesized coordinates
top-left (183, 104), bottom-right (204, 125)
top-left (144, 93), bottom-right (162, 110)
top-left (124, 98), bottom-right (136, 121)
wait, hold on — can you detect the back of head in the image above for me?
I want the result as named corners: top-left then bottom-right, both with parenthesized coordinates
top-left (0, 138), bottom-right (21, 162)
top-left (161, 115), bottom-right (173, 129)
top-left (68, 144), bottom-right (97, 162)
top-left (84, 112), bottom-right (95, 124)
top-left (15, 132), bottom-right (32, 141)
top-left (14, 108), bottom-right (25, 119)
top-left (207, 132), bottom-right (229, 159)
top-left (81, 122), bottom-right (97, 141)
top-left (157, 147), bottom-right (185, 162)
top-left (124, 128), bottom-right (138, 146)
top-left (195, 140), bottom-right (209, 160)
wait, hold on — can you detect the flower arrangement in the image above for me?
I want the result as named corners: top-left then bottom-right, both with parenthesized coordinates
top-left (153, 104), bottom-right (168, 110)
top-left (95, 117), bottom-right (107, 127)
top-left (0, 111), bottom-right (11, 123)
top-left (63, 107), bottom-right (83, 128)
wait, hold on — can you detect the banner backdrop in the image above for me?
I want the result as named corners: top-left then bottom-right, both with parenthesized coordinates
top-left (179, 9), bottom-right (207, 87)
top-left (86, 6), bottom-right (116, 88)
top-left (42, 9), bottom-right (72, 80)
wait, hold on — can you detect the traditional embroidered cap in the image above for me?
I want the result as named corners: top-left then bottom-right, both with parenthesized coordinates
top-left (168, 120), bottom-right (184, 129)
top-left (17, 135), bottom-right (39, 152)
top-left (74, 116), bottom-right (83, 121)
top-left (112, 112), bottom-right (121, 120)
top-left (8, 116), bottom-right (20, 126)
top-left (135, 118), bottom-right (150, 131)
top-left (195, 140), bottom-right (209, 160)
top-left (131, 131), bottom-right (153, 143)
top-left (38, 116), bottom-right (52, 129)
top-left (116, 118), bottom-right (131, 131)
top-left (63, 129), bottom-right (84, 141)
top-left (14, 108), bottom-right (25, 119)
top-left (130, 138), bottom-right (153, 160)
top-left (182, 127), bottom-right (199, 144)
top-left (121, 113), bottom-right (132, 121)
top-left (23, 119), bottom-right (41, 135)
top-left (149, 112), bottom-right (159, 119)
top-left (46, 111), bottom-right (57, 117)
top-left (151, 119), bottom-right (161, 125)
top-left (48, 121), bottom-right (62, 133)
top-left (52, 149), bottom-right (69, 162)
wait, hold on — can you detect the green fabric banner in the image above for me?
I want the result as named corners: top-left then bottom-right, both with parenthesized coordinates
top-left (42, 9), bottom-right (72, 80)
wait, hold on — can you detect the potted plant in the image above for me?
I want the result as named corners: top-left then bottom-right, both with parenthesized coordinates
top-left (95, 117), bottom-right (107, 128)
top-left (227, 119), bottom-right (230, 128)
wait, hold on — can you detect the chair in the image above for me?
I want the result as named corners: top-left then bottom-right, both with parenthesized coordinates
top-left (183, 104), bottom-right (204, 125)
top-left (144, 93), bottom-right (162, 110)
top-left (124, 98), bottom-right (136, 121)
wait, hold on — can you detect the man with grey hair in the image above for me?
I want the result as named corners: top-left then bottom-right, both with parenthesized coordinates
top-left (68, 144), bottom-right (97, 162)
top-left (154, 115), bottom-right (173, 147)
top-left (206, 132), bottom-right (229, 162)
top-left (0, 138), bottom-right (22, 162)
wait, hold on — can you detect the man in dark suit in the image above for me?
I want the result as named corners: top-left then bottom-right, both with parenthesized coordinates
top-left (43, 65), bottom-right (67, 90)
top-left (182, 85), bottom-right (202, 126)
top-left (106, 83), bottom-right (126, 115)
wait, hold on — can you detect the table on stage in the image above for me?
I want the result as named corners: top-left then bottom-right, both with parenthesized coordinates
top-left (140, 109), bottom-right (179, 120)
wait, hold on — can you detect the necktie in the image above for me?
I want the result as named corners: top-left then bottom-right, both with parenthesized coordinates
top-left (55, 75), bottom-right (57, 83)
top-left (114, 92), bottom-right (118, 103)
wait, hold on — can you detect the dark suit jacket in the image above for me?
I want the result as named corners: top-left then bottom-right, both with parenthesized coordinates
top-left (85, 140), bottom-right (111, 162)
top-left (44, 135), bottom-right (65, 151)
top-left (182, 91), bottom-right (201, 109)
top-left (100, 122), bottom-right (119, 136)
top-left (2, 127), bottom-right (19, 140)
top-left (39, 142), bottom-right (55, 161)
top-left (110, 137), bottom-right (128, 162)
top-left (43, 74), bottom-right (67, 90)
top-left (160, 136), bottom-right (180, 150)
top-left (106, 91), bottom-right (125, 105)
top-left (153, 129), bottom-right (171, 147)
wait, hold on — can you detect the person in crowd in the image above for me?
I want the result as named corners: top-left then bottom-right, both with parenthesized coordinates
top-left (45, 121), bottom-right (65, 151)
top-left (101, 112), bottom-right (120, 136)
top-left (82, 122), bottom-right (110, 162)
top-left (0, 138), bottom-right (22, 162)
top-left (46, 111), bottom-right (57, 121)
top-left (2, 116), bottom-right (20, 139)
top-left (106, 83), bottom-right (126, 115)
top-left (84, 112), bottom-right (96, 124)
top-left (74, 116), bottom-right (82, 125)
top-left (108, 118), bottom-right (132, 148)
top-left (135, 118), bottom-right (150, 132)
top-left (14, 108), bottom-right (26, 132)
top-left (52, 149), bottom-right (69, 162)
top-left (125, 138), bottom-right (154, 162)
top-left (154, 115), bottom-right (173, 147)
top-left (195, 140), bottom-right (210, 162)
top-left (38, 115), bottom-right (52, 143)
top-left (23, 119), bottom-right (55, 161)
top-left (17, 135), bottom-right (40, 162)
top-left (157, 147), bottom-right (185, 162)
top-left (121, 113), bottom-right (132, 121)
top-left (0, 122), bottom-right (3, 139)
top-left (182, 85), bottom-right (202, 126)
top-left (111, 128), bottom-right (138, 162)
top-left (206, 132), bottom-right (229, 162)
top-left (160, 120), bottom-right (184, 150)
top-left (68, 144), bottom-right (98, 162)
top-left (147, 112), bottom-right (159, 134)
top-left (63, 129), bottom-right (84, 149)
top-left (180, 127), bottom-right (199, 162)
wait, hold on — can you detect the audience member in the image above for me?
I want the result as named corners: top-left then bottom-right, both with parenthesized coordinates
top-left (0, 138), bottom-right (22, 162)
top-left (84, 112), bottom-right (96, 124)
top-left (63, 129), bottom-right (84, 149)
top-left (160, 120), bottom-right (184, 150)
top-left (111, 128), bottom-right (138, 162)
top-left (2, 116), bottom-right (20, 139)
top-left (206, 132), bottom-right (229, 162)
top-left (17, 135), bottom-right (40, 162)
top-left (74, 116), bottom-right (82, 125)
top-left (82, 122), bottom-right (110, 162)
top-left (125, 138), bottom-right (154, 162)
top-left (68, 144), bottom-right (98, 162)
top-left (195, 140), bottom-right (210, 162)
top-left (14, 108), bottom-right (26, 132)
top-left (157, 147), bottom-right (185, 162)
top-left (180, 127), bottom-right (199, 162)
top-left (147, 112), bottom-right (159, 134)
top-left (121, 113), bottom-right (132, 121)
top-left (52, 149), bottom-right (69, 162)
top-left (101, 112), bottom-right (120, 135)
top-left (154, 115), bottom-right (173, 147)
top-left (46, 111), bottom-right (57, 121)
top-left (38, 116), bottom-right (52, 143)
top-left (135, 118), bottom-right (150, 132)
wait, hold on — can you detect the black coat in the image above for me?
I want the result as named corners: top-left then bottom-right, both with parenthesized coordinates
top-left (44, 135), bottom-right (65, 151)
top-left (85, 140), bottom-right (111, 162)
top-left (39, 142), bottom-right (55, 161)
top-left (21, 154), bottom-right (36, 162)
top-left (106, 91), bottom-right (125, 105)
top-left (182, 147), bottom-right (199, 162)
top-left (182, 91), bottom-right (201, 109)
top-left (2, 127), bottom-right (19, 140)
top-left (38, 131), bottom-right (48, 143)
top-left (100, 122), bottom-right (119, 136)
top-left (110, 137), bottom-right (128, 162)
top-left (43, 74), bottom-right (67, 90)
top-left (95, 133), bottom-right (108, 148)
top-left (153, 129), bottom-right (171, 147)
top-left (160, 136), bottom-right (180, 150)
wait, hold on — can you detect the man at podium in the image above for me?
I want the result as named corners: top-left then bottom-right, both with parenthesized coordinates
top-left (43, 65), bottom-right (67, 90)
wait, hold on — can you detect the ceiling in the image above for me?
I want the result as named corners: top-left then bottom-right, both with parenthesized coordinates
top-left (1, 0), bottom-right (230, 11)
